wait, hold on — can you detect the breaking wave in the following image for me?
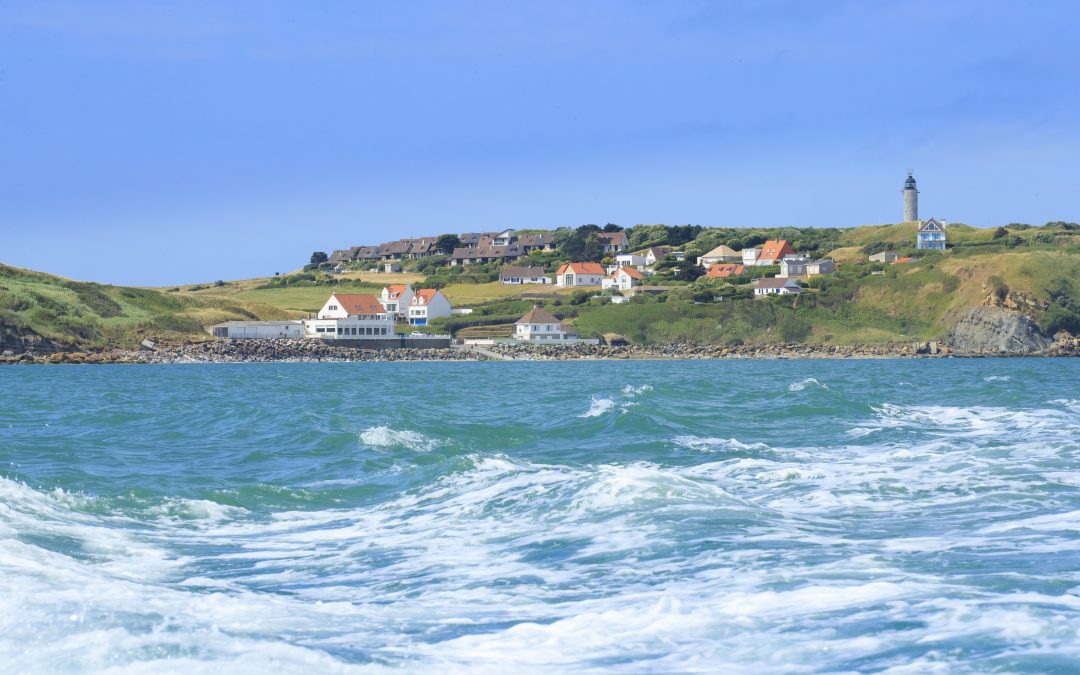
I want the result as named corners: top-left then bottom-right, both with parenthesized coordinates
top-left (789, 377), bottom-right (828, 391)
top-left (359, 425), bottom-right (440, 451)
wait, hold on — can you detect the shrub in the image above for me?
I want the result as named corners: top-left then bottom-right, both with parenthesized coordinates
top-left (1042, 304), bottom-right (1080, 336)
top-left (777, 313), bottom-right (811, 342)
top-left (988, 275), bottom-right (1008, 301)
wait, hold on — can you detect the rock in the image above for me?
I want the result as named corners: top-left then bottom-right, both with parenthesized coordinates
top-left (949, 307), bottom-right (1053, 354)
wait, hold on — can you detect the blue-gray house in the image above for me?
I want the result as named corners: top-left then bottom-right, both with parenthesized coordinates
top-left (916, 218), bottom-right (947, 250)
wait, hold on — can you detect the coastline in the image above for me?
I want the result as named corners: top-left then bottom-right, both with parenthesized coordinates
top-left (3, 337), bottom-right (1078, 365)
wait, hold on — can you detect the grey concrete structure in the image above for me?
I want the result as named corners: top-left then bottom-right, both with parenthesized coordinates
top-left (903, 171), bottom-right (919, 222)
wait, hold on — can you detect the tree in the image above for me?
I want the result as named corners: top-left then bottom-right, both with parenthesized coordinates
top-left (992, 226), bottom-right (1008, 239)
top-left (310, 251), bottom-right (329, 265)
top-left (742, 234), bottom-right (766, 249)
top-left (435, 234), bottom-right (461, 254)
top-left (557, 225), bottom-right (605, 262)
top-left (603, 223), bottom-right (623, 232)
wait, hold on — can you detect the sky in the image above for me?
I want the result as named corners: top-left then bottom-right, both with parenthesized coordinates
top-left (2, 0), bottom-right (1079, 285)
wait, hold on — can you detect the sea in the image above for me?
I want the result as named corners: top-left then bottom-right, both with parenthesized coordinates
top-left (2, 359), bottom-right (1080, 673)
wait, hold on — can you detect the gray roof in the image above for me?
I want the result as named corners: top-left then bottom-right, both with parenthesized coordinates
top-left (515, 307), bottom-right (559, 324)
top-left (500, 266), bottom-right (547, 278)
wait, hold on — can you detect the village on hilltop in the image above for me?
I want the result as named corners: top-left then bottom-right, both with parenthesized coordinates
top-left (211, 172), bottom-right (966, 348)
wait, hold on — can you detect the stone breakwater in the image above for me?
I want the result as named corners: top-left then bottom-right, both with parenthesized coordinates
top-left (2, 336), bottom-right (1078, 365)
top-left (0, 339), bottom-right (488, 365)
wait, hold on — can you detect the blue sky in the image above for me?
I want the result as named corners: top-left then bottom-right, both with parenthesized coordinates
top-left (2, 0), bottom-right (1079, 285)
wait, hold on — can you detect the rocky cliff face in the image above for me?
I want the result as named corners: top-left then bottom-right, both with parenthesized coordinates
top-left (0, 322), bottom-right (63, 355)
top-left (949, 307), bottom-right (1053, 354)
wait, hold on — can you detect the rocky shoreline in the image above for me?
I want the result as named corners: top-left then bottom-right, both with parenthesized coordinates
top-left (2, 336), bottom-right (1078, 365)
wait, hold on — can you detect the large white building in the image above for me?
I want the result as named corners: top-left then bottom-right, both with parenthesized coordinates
top-left (211, 321), bottom-right (305, 339)
top-left (306, 293), bottom-right (394, 338)
top-left (407, 289), bottom-right (452, 326)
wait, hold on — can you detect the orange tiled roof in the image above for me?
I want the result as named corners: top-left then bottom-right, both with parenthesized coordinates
top-left (615, 267), bottom-right (646, 280)
top-left (557, 262), bottom-right (606, 275)
top-left (411, 288), bottom-right (440, 304)
top-left (385, 284), bottom-right (409, 299)
top-left (330, 293), bottom-right (385, 315)
top-left (758, 240), bottom-right (794, 262)
top-left (706, 263), bottom-right (745, 278)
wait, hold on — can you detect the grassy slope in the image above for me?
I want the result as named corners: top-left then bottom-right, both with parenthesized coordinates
top-left (0, 264), bottom-right (291, 348)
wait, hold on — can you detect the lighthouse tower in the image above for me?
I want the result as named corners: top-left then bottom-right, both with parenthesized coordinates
top-left (902, 171), bottom-right (919, 222)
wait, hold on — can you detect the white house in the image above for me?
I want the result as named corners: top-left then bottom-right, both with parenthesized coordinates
top-left (699, 245), bottom-right (741, 267)
top-left (753, 278), bottom-right (802, 296)
top-left (917, 218), bottom-right (947, 250)
top-left (492, 229), bottom-right (515, 246)
top-left (306, 293), bottom-right (394, 338)
top-left (379, 284), bottom-right (414, 319)
top-left (211, 320), bottom-right (305, 339)
top-left (597, 231), bottom-right (629, 254)
top-left (616, 253), bottom-right (647, 270)
top-left (602, 266), bottom-right (646, 292)
top-left (500, 266), bottom-right (550, 284)
top-left (407, 288), bottom-right (452, 326)
top-left (742, 248), bottom-right (762, 267)
top-left (641, 246), bottom-right (676, 266)
top-left (556, 262), bottom-right (606, 287)
top-left (513, 306), bottom-right (568, 341)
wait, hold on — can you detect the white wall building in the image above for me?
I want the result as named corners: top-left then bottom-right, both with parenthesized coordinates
top-left (601, 266), bottom-right (646, 292)
top-left (753, 278), bottom-right (803, 296)
top-left (556, 262), bottom-right (606, 287)
top-left (212, 321), bottom-right (306, 339)
top-left (513, 306), bottom-right (568, 341)
top-left (306, 293), bottom-right (394, 338)
top-left (379, 284), bottom-right (415, 319)
top-left (742, 248), bottom-right (762, 267)
top-left (615, 253), bottom-right (647, 270)
top-left (407, 289), bottom-right (452, 326)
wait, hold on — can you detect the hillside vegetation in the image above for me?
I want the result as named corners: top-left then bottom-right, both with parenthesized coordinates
top-left (4, 221), bottom-right (1080, 350)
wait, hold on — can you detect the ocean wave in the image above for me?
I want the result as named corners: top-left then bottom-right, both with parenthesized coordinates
top-left (580, 396), bottom-right (617, 418)
top-left (789, 377), bottom-right (828, 392)
top-left (673, 435), bottom-right (770, 453)
top-left (359, 425), bottom-right (439, 452)
top-left (983, 375), bottom-right (1011, 382)
top-left (622, 384), bottom-right (653, 397)
top-left (867, 403), bottom-right (1078, 437)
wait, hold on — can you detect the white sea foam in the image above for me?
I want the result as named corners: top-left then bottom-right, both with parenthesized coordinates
top-left (359, 425), bottom-right (439, 451)
top-left (621, 384), bottom-right (653, 397)
top-left (789, 377), bottom-right (828, 392)
top-left (983, 375), bottom-right (1011, 382)
top-left (580, 396), bottom-right (617, 417)
top-left (673, 435), bottom-right (770, 453)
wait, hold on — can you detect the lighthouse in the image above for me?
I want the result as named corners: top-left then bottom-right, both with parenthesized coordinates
top-left (902, 171), bottom-right (919, 222)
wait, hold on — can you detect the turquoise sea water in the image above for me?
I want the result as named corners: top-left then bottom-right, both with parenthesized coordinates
top-left (2, 359), bottom-right (1080, 673)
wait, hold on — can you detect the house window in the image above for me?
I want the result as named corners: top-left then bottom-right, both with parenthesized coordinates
top-left (329, 305), bottom-right (338, 310)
